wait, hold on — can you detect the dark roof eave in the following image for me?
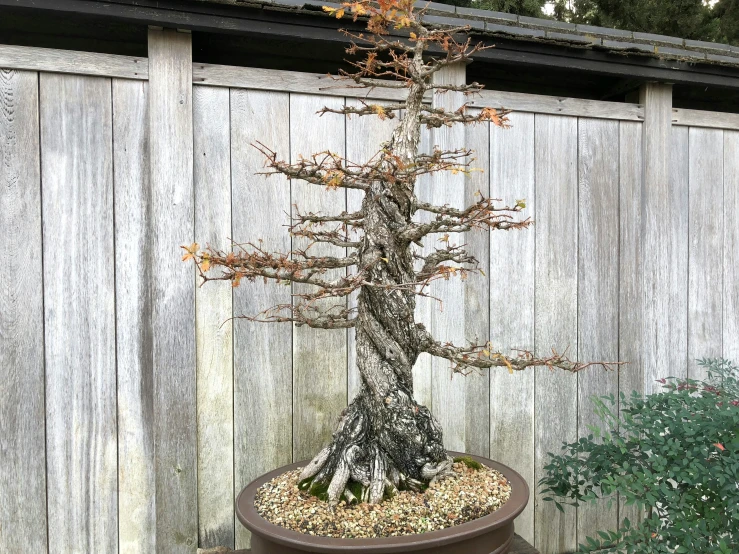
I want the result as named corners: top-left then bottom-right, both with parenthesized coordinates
top-left (3, 0), bottom-right (739, 89)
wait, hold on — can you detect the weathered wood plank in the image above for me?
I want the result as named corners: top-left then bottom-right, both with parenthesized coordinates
top-left (430, 64), bottom-right (467, 453)
top-left (41, 72), bottom-right (117, 554)
top-left (463, 118), bottom-right (490, 458)
top-left (642, 84), bottom-right (687, 395)
top-left (0, 69), bottom-right (46, 553)
top-left (0, 43), bottom-right (147, 80)
top-left (489, 111), bottom-right (535, 545)
top-left (617, 120), bottom-right (645, 529)
top-left (113, 78), bottom-right (156, 554)
top-left (662, 123), bottom-right (689, 387)
top-left (472, 90), bottom-right (643, 122)
top-left (193, 84), bottom-right (235, 549)
top-left (688, 128), bottom-right (724, 379)
top-left (231, 87), bottom-right (293, 550)
top-left (672, 108), bottom-right (739, 131)
top-left (193, 63), bottom-right (409, 102)
top-left (148, 28), bottom-right (197, 553)
top-left (533, 114), bottom-right (579, 554)
top-left (290, 93), bottom-right (348, 462)
top-left (344, 99), bottom-right (396, 401)
top-left (577, 118), bottom-right (620, 544)
top-left (725, 131), bottom-right (739, 363)
top-left (413, 125), bottom-right (434, 409)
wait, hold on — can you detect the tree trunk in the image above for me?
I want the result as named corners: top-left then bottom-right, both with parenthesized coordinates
top-left (298, 77), bottom-right (453, 505)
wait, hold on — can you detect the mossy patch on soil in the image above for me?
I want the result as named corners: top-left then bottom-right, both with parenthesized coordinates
top-left (453, 455), bottom-right (483, 470)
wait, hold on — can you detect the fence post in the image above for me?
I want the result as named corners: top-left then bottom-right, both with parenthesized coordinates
top-left (639, 82), bottom-right (679, 394)
top-left (147, 27), bottom-right (197, 553)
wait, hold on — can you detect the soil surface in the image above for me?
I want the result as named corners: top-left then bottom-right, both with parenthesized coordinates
top-left (253, 460), bottom-right (512, 539)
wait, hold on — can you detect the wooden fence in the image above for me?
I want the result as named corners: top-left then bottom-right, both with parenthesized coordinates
top-left (1, 28), bottom-right (738, 554)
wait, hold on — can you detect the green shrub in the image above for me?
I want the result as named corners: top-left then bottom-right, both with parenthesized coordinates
top-left (540, 358), bottom-right (739, 553)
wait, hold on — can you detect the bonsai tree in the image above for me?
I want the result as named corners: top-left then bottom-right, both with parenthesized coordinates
top-left (184, 0), bottom-right (614, 506)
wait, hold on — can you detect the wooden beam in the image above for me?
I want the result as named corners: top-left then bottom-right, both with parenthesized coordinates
top-left (640, 82), bottom-right (688, 393)
top-left (673, 107), bottom-right (739, 130)
top-left (0, 44), bottom-right (147, 80)
top-left (471, 90), bottom-right (644, 121)
top-left (148, 27), bottom-right (197, 553)
top-left (193, 63), bottom-right (411, 102)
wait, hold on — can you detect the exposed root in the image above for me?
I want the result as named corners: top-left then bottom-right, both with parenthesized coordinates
top-left (298, 386), bottom-right (454, 506)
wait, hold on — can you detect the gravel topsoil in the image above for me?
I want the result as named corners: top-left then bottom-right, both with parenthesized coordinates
top-left (253, 460), bottom-right (512, 539)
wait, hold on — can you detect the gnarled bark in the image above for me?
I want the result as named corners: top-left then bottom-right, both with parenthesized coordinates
top-left (296, 69), bottom-right (457, 505)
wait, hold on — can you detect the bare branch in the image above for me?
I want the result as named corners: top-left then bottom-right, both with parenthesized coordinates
top-left (254, 142), bottom-right (369, 191)
top-left (402, 196), bottom-right (532, 243)
top-left (416, 245), bottom-right (477, 281)
top-left (318, 100), bottom-right (406, 120)
top-left (416, 325), bottom-right (625, 375)
top-left (419, 106), bottom-right (510, 128)
top-left (293, 208), bottom-right (365, 227)
top-left (182, 241), bottom-right (359, 290)
top-left (244, 303), bottom-right (357, 329)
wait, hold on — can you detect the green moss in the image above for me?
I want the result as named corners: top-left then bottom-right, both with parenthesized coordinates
top-left (308, 480), bottom-right (329, 502)
top-left (347, 481), bottom-right (364, 502)
top-left (454, 456), bottom-right (483, 470)
top-left (297, 477), bottom-right (313, 491)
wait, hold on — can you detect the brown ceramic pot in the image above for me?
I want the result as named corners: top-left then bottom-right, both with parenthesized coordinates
top-left (236, 451), bottom-right (529, 554)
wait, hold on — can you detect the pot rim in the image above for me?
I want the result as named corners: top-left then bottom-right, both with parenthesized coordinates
top-left (236, 451), bottom-right (529, 553)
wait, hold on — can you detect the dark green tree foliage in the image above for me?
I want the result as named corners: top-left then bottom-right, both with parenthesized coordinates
top-left (432, 0), bottom-right (739, 46)
top-left (553, 0), bottom-right (715, 41)
top-left (713, 0), bottom-right (739, 45)
top-left (540, 358), bottom-right (739, 553)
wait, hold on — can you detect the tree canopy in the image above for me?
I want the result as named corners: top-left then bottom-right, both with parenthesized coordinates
top-left (437, 0), bottom-right (739, 45)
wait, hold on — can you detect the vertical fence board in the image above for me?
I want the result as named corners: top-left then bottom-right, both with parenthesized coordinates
top-left (430, 64), bottom-right (467, 452)
top-left (148, 28), bottom-right (197, 553)
top-left (413, 126), bottom-right (434, 408)
top-left (665, 125), bottom-right (689, 387)
top-left (688, 128), bottom-right (724, 378)
top-left (725, 131), bottom-right (739, 363)
top-left (618, 121), bottom-right (644, 528)
top-left (489, 111), bottom-right (536, 544)
top-left (0, 69), bottom-right (46, 553)
top-left (113, 78), bottom-right (156, 554)
top-left (193, 85), bottom-right (234, 549)
top-left (231, 88), bottom-right (293, 549)
top-left (41, 73), bottom-right (117, 554)
top-left (345, 100), bottom-right (396, 401)
top-left (290, 93), bottom-right (348, 461)
top-left (577, 118), bottom-right (620, 544)
top-left (534, 114), bottom-right (579, 554)
top-left (464, 119), bottom-right (490, 458)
